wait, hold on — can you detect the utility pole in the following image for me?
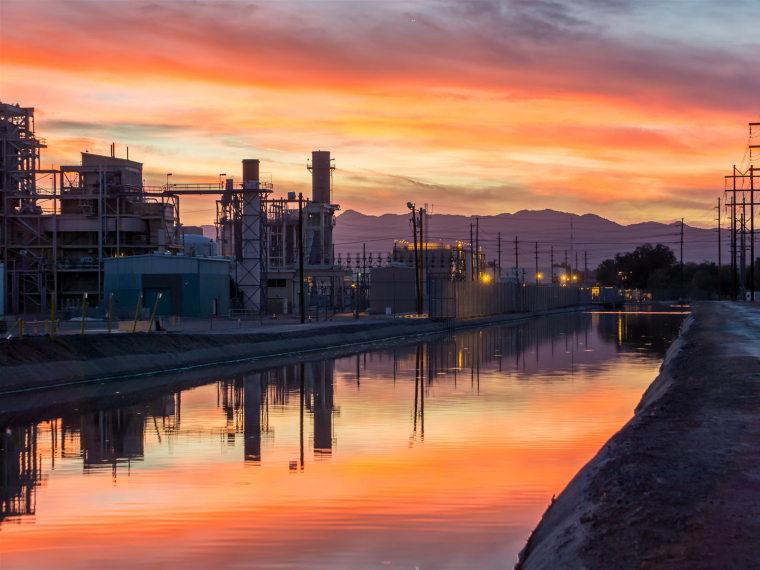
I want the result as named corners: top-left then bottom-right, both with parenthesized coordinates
top-left (576, 252), bottom-right (579, 286)
top-left (680, 218), bottom-right (684, 291)
top-left (497, 232), bottom-right (501, 279)
top-left (535, 242), bottom-right (539, 285)
top-left (418, 210), bottom-right (424, 308)
top-left (411, 206), bottom-right (421, 315)
top-left (741, 206), bottom-right (746, 300)
top-left (470, 224), bottom-right (474, 281)
top-left (732, 167), bottom-right (737, 301)
top-left (550, 246), bottom-right (554, 285)
top-left (570, 217), bottom-right (574, 284)
top-left (584, 251), bottom-right (588, 286)
top-left (363, 242), bottom-right (366, 314)
top-left (298, 192), bottom-right (305, 324)
top-left (515, 236), bottom-right (519, 280)
top-left (475, 216), bottom-right (479, 280)
top-left (717, 198), bottom-right (722, 300)
top-left (752, 165), bottom-right (755, 301)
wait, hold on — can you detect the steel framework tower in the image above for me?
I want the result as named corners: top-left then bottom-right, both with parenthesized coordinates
top-left (0, 103), bottom-right (54, 314)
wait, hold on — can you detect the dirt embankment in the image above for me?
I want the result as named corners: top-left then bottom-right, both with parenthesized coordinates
top-left (0, 307), bottom-right (584, 392)
top-left (516, 302), bottom-right (760, 570)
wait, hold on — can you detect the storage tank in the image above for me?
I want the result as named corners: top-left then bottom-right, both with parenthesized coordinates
top-left (309, 151), bottom-right (332, 203)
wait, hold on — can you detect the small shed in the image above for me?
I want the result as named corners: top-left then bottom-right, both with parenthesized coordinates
top-left (104, 254), bottom-right (231, 317)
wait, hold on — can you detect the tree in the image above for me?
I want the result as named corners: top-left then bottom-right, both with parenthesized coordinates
top-left (595, 259), bottom-right (618, 286)
top-left (595, 243), bottom-right (676, 288)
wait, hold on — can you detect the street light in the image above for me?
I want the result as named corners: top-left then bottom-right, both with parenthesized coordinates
top-left (219, 173), bottom-right (226, 188)
top-left (167, 173), bottom-right (173, 188)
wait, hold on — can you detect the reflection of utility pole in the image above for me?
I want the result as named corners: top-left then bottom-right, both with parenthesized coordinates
top-left (413, 346), bottom-right (419, 435)
top-left (299, 363), bottom-right (304, 470)
top-left (420, 345), bottom-right (424, 438)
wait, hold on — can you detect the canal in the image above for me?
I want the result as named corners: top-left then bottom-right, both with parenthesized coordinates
top-left (0, 311), bottom-right (687, 569)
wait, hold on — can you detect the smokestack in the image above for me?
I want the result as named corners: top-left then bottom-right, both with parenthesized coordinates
top-left (310, 151), bottom-right (331, 203)
top-left (242, 159), bottom-right (260, 186)
top-left (238, 159), bottom-right (262, 311)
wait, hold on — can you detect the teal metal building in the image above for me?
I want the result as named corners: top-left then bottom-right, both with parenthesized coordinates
top-left (104, 255), bottom-right (231, 317)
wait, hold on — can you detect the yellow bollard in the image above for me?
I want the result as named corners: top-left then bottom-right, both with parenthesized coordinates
top-left (132, 292), bottom-right (143, 333)
top-left (44, 320), bottom-right (48, 333)
top-left (20, 320), bottom-right (24, 340)
top-left (148, 292), bottom-right (162, 333)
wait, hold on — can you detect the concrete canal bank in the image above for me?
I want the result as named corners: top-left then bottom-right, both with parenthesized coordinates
top-left (516, 302), bottom-right (760, 570)
top-left (0, 306), bottom-right (585, 392)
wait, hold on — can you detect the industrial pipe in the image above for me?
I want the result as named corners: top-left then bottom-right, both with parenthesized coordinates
top-left (132, 292), bottom-right (143, 333)
top-left (50, 294), bottom-right (55, 339)
top-left (149, 293), bottom-right (162, 333)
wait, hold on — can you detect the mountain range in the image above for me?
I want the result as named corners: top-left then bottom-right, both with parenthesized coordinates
top-left (332, 209), bottom-right (726, 269)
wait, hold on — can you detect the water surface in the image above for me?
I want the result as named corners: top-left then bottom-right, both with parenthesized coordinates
top-left (0, 311), bottom-right (686, 569)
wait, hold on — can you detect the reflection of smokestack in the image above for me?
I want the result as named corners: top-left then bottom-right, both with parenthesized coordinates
top-left (312, 361), bottom-right (333, 457)
top-left (244, 374), bottom-right (262, 463)
top-left (310, 151), bottom-right (331, 203)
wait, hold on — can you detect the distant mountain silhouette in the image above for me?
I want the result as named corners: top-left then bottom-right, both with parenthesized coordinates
top-left (333, 209), bottom-right (725, 268)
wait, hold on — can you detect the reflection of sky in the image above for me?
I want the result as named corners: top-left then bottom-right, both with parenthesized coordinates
top-left (0, 313), bottom-right (686, 569)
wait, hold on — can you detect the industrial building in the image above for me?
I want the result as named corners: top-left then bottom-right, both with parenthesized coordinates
top-left (1, 101), bottom-right (351, 317)
top-left (392, 241), bottom-right (477, 280)
top-left (103, 255), bottom-right (231, 318)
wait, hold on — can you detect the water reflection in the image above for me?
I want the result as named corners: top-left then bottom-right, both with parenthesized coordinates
top-left (0, 311), bottom-right (686, 568)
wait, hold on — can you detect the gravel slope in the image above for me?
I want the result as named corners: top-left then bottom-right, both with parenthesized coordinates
top-left (516, 302), bottom-right (760, 570)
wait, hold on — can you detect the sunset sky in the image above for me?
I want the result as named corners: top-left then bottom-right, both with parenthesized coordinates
top-left (2, 0), bottom-right (759, 227)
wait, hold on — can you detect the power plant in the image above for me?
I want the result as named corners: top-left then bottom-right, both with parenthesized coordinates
top-left (0, 102), bottom-right (350, 317)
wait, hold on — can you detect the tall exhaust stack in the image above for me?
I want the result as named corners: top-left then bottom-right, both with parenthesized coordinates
top-left (239, 159), bottom-right (262, 312)
top-left (309, 151), bottom-right (333, 203)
